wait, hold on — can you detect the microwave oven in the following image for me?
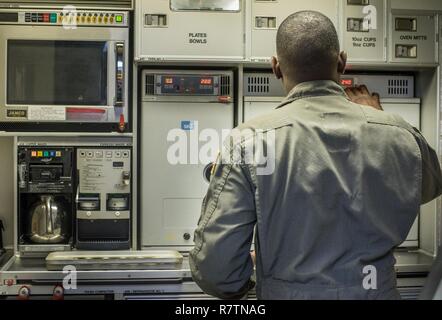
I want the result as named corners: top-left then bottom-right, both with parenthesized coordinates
top-left (0, 9), bottom-right (130, 132)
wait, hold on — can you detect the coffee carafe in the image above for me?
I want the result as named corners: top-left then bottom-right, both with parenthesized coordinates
top-left (29, 196), bottom-right (69, 244)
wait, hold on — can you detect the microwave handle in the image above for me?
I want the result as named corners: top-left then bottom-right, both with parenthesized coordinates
top-left (114, 42), bottom-right (125, 107)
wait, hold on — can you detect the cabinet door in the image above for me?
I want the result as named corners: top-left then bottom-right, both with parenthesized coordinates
top-left (342, 0), bottom-right (386, 62)
top-left (389, 14), bottom-right (438, 64)
top-left (135, 0), bottom-right (245, 61)
top-left (250, 0), bottom-right (339, 62)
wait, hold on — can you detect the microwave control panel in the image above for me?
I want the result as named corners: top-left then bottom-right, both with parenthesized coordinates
top-left (0, 10), bottom-right (128, 27)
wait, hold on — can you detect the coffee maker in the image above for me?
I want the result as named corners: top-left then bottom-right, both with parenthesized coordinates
top-left (16, 138), bottom-right (132, 255)
top-left (18, 147), bottom-right (74, 256)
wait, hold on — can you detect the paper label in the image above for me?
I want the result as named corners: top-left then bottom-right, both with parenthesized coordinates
top-left (28, 106), bottom-right (66, 121)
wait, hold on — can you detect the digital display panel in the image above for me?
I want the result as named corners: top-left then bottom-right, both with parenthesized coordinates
top-left (200, 78), bottom-right (213, 85)
top-left (341, 79), bottom-right (354, 87)
top-left (159, 75), bottom-right (218, 95)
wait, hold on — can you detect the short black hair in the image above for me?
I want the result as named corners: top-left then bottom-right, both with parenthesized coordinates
top-left (276, 11), bottom-right (340, 75)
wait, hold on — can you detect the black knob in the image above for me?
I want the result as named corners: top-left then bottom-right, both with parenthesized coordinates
top-left (183, 233), bottom-right (191, 241)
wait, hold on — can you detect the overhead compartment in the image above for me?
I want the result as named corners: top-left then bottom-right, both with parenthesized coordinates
top-left (134, 0), bottom-right (245, 62)
top-left (389, 13), bottom-right (438, 64)
top-left (390, 0), bottom-right (442, 12)
top-left (248, 0), bottom-right (340, 63)
top-left (341, 0), bottom-right (387, 62)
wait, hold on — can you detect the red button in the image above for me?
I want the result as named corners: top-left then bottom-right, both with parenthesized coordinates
top-left (43, 14), bottom-right (49, 22)
top-left (118, 114), bottom-right (126, 133)
top-left (5, 279), bottom-right (14, 286)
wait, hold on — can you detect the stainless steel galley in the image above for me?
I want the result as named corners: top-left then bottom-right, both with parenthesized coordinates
top-left (0, 8), bottom-right (130, 132)
top-left (17, 137), bottom-right (133, 256)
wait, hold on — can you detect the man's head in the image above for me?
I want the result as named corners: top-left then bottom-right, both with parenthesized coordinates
top-left (271, 11), bottom-right (347, 93)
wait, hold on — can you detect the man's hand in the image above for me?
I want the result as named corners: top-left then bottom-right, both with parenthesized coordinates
top-left (345, 85), bottom-right (383, 111)
top-left (251, 251), bottom-right (256, 267)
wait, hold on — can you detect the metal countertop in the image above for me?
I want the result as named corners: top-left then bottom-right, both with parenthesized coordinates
top-left (0, 250), bottom-right (434, 283)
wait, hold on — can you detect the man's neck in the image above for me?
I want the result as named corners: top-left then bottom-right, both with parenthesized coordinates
top-left (285, 73), bottom-right (340, 94)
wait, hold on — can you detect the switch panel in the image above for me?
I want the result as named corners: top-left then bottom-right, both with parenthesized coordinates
top-left (1, 10), bottom-right (128, 26)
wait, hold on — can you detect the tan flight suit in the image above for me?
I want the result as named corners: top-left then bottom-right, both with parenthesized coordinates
top-left (189, 80), bottom-right (442, 300)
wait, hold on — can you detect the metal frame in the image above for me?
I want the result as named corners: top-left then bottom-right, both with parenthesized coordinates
top-left (0, 1), bottom-right (134, 10)
top-left (0, 8), bottom-right (130, 130)
top-left (0, 1), bottom-right (442, 300)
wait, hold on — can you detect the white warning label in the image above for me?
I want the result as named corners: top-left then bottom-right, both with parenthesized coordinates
top-left (28, 107), bottom-right (66, 121)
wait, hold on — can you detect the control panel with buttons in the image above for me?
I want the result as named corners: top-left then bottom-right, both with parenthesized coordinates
top-left (76, 148), bottom-right (131, 250)
top-left (1, 10), bottom-right (128, 27)
top-left (77, 148), bottom-right (131, 216)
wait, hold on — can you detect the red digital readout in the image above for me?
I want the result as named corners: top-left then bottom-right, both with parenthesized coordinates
top-left (200, 78), bottom-right (213, 85)
top-left (341, 79), bottom-right (354, 87)
top-left (164, 78), bottom-right (174, 84)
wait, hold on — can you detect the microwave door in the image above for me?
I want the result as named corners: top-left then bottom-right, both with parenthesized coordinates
top-left (7, 40), bottom-right (109, 105)
top-left (6, 40), bottom-right (109, 120)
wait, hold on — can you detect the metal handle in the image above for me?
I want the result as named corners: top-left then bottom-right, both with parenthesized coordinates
top-left (45, 197), bottom-right (53, 235)
top-left (115, 42), bottom-right (125, 107)
top-left (18, 164), bottom-right (27, 189)
top-left (75, 186), bottom-right (80, 206)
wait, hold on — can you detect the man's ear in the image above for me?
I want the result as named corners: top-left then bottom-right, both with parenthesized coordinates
top-left (271, 56), bottom-right (283, 80)
top-left (337, 51), bottom-right (347, 75)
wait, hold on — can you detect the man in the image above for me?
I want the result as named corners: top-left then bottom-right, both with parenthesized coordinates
top-left (189, 11), bottom-right (442, 300)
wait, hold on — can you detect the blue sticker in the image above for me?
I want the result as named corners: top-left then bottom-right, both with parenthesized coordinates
top-left (181, 121), bottom-right (195, 131)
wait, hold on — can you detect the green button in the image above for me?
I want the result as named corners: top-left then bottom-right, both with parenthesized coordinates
top-left (43, 151), bottom-right (49, 157)
top-left (116, 15), bottom-right (123, 23)
top-left (50, 13), bottom-right (57, 23)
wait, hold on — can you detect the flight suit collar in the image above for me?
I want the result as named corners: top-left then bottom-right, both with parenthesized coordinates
top-left (277, 80), bottom-right (348, 109)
